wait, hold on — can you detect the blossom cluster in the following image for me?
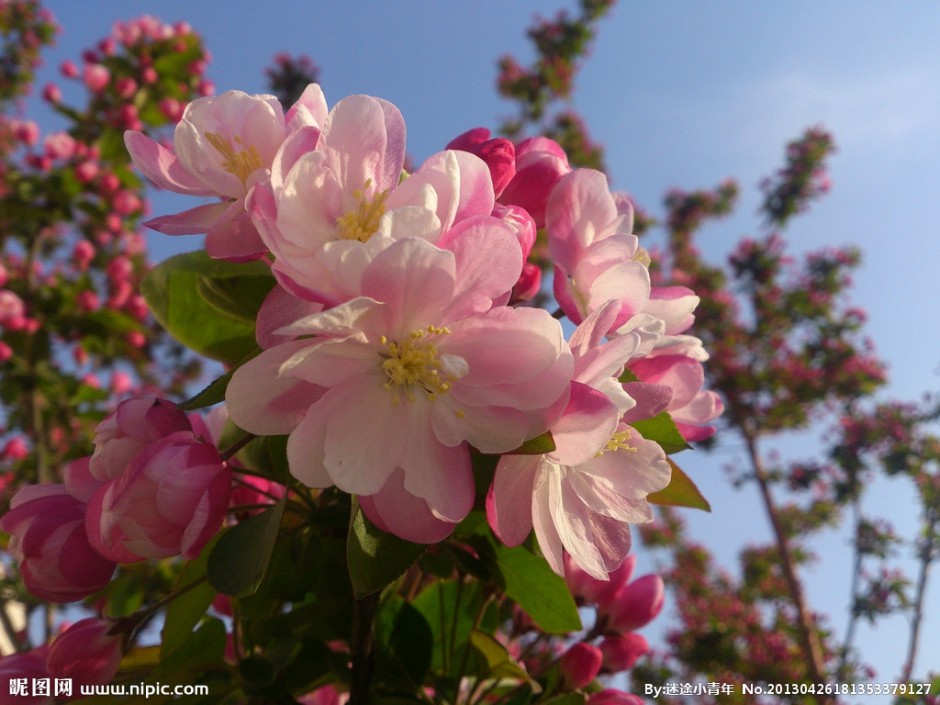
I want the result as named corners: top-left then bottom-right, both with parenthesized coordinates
top-left (118, 84), bottom-right (720, 579)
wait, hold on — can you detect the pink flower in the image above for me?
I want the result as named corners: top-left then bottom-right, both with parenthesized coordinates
top-left (599, 573), bottom-right (665, 633)
top-left (447, 127), bottom-right (517, 196)
top-left (488, 302), bottom-right (670, 578)
top-left (124, 86), bottom-right (327, 261)
top-left (560, 643), bottom-right (603, 689)
top-left (565, 553), bottom-right (636, 607)
top-left (500, 136), bottom-right (571, 227)
top-left (0, 290), bottom-right (25, 326)
top-left (250, 96), bottom-right (496, 308)
top-left (0, 648), bottom-right (51, 705)
top-left (83, 63), bottom-right (110, 92)
top-left (547, 170), bottom-right (651, 330)
top-left (227, 235), bottom-right (572, 542)
top-left (630, 349), bottom-right (723, 442)
top-left (47, 618), bottom-right (123, 686)
top-left (0, 476), bottom-right (116, 602)
top-left (88, 397), bottom-right (192, 482)
top-left (86, 432), bottom-right (230, 562)
top-left (599, 633), bottom-right (649, 672)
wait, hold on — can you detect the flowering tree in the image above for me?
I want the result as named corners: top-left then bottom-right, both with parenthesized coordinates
top-left (0, 3), bottom-right (718, 704)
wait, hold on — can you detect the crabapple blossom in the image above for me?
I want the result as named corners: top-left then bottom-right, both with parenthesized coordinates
top-left (599, 634), bottom-right (649, 673)
top-left (227, 235), bottom-right (572, 542)
top-left (125, 85), bottom-right (327, 260)
top-left (0, 648), bottom-right (51, 705)
top-left (0, 476), bottom-right (116, 602)
top-left (46, 618), bottom-right (123, 687)
top-left (85, 431), bottom-right (230, 562)
top-left (547, 169), bottom-right (651, 330)
top-left (499, 135), bottom-right (571, 227)
top-left (560, 642), bottom-right (603, 689)
top-left (598, 572), bottom-right (665, 633)
top-left (488, 302), bottom-right (671, 578)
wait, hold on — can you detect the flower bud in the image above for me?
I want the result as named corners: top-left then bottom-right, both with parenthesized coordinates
top-left (560, 643), bottom-right (602, 690)
top-left (89, 397), bottom-right (191, 482)
top-left (47, 618), bottom-right (122, 687)
top-left (0, 484), bottom-right (116, 602)
top-left (599, 633), bottom-right (649, 673)
top-left (565, 553), bottom-right (636, 607)
top-left (499, 137), bottom-right (570, 227)
top-left (86, 432), bottom-right (231, 562)
top-left (601, 573), bottom-right (665, 633)
top-left (0, 648), bottom-right (51, 705)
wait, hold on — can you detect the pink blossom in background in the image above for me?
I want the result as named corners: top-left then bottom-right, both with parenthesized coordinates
top-left (560, 642), bottom-right (603, 689)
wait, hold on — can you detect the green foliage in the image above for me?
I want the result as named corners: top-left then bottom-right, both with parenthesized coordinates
top-left (141, 251), bottom-right (275, 365)
top-left (208, 496), bottom-right (286, 597)
top-left (347, 507), bottom-right (427, 598)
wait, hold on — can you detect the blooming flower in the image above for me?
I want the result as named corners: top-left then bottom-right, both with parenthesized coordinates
top-left (488, 302), bottom-right (670, 578)
top-left (125, 86), bottom-right (327, 260)
top-left (227, 235), bottom-right (572, 542)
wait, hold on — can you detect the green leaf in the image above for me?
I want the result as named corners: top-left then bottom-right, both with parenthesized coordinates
top-left (469, 629), bottom-right (541, 690)
top-left (648, 458), bottom-right (711, 511)
top-left (178, 368), bottom-right (236, 411)
top-left (632, 411), bottom-right (690, 454)
top-left (347, 508), bottom-right (426, 599)
top-left (375, 595), bottom-right (434, 689)
top-left (161, 536), bottom-right (218, 658)
top-left (509, 431), bottom-right (556, 455)
top-left (141, 251), bottom-right (274, 364)
top-left (412, 579), bottom-right (488, 675)
top-left (491, 542), bottom-right (581, 634)
top-left (208, 495), bottom-right (286, 596)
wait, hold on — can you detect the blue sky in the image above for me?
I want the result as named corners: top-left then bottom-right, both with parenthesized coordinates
top-left (28, 0), bottom-right (940, 693)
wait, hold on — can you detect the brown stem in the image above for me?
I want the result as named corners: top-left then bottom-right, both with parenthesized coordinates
top-left (744, 430), bottom-right (833, 704)
top-left (349, 592), bottom-right (378, 705)
top-left (900, 511), bottom-right (938, 682)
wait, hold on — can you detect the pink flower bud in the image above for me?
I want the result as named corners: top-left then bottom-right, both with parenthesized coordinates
top-left (42, 82), bottom-right (61, 104)
top-left (73, 240), bottom-right (95, 269)
top-left (0, 648), bottom-right (51, 705)
top-left (126, 331), bottom-right (146, 349)
top-left (587, 688), bottom-right (644, 705)
top-left (560, 643), bottom-right (603, 690)
top-left (2, 438), bottom-right (28, 461)
top-left (86, 432), bottom-right (231, 562)
top-left (159, 97), bottom-right (185, 122)
top-left (43, 132), bottom-right (76, 160)
top-left (601, 573), bottom-right (665, 633)
top-left (565, 553), bottom-right (636, 607)
top-left (0, 342), bottom-right (12, 363)
top-left (0, 263), bottom-right (7, 287)
top-left (510, 262), bottom-right (541, 303)
top-left (0, 290), bottom-right (25, 325)
top-left (89, 397), bottom-right (192, 482)
top-left (141, 66), bottom-right (158, 85)
top-left (0, 482), bottom-right (116, 602)
top-left (83, 64), bottom-right (110, 92)
top-left (110, 371), bottom-right (133, 395)
top-left (47, 618), bottom-right (122, 687)
top-left (74, 159), bottom-right (99, 183)
top-left (599, 633), bottom-right (649, 673)
top-left (60, 60), bottom-right (79, 78)
top-left (13, 120), bottom-right (39, 146)
top-left (499, 137), bottom-right (571, 227)
top-left (76, 290), bottom-right (100, 313)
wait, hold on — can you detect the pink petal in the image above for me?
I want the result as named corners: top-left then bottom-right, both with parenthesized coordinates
top-left (144, 201), bottom-right (231, 235)
top-left (488, 454), bottom-right (539, 546)
top-left (124, 130), bottom-right (215, 195)
top-left (550, 382), bottom-right (619, 467)
top-left (360, 469), bottom-right (458, 543)
top-left (205, 207), bottom-right (267, 261)
top-left (285, 394), bottom-right (336, 488)
top-left (256, 285), bottom-right (325, 348)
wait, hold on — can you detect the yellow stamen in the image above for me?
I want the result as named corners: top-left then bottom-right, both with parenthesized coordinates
top-left (379, 326), bottom-right (457, 406)
top-left (336, 179), bottom-right (390, 242)
top-left (204, 132), bottom-right (263, 186)
top-left (596, 428), bottom-right (639, 457)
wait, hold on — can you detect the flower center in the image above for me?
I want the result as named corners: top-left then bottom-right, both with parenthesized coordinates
top-left (336, 179), bottom-right (389, 242)
top-left (379, 326), bottom-right (455, 405)
top-left (596, 428), bottom-right (639, 457)
top-left (204, 132), bottom-right (263, 186)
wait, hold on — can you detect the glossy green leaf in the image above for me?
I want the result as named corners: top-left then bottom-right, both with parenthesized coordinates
top-left (412, 579), bottom-right (488, 675)
top-left (208, 495), bottom-right (286, 596)
top-left (375, 595), bottom-right (434, 689)
top-left (141, 251), bottom-right (274, 364)
top-left (648, 458), bottom-right (711, 512)
top-left (632, 411), bottom-right (690, 454)
top-left (470, 629), bottom-right (541, 690)
top-left (492, 542), bottom-right (581, 634)
top-left (178, 368), bottom-right (236, 411)
top-left (347, 508), bottom-right (426, 598)
top-left (161, 536), bottom-right (218, 658)
top-left (509, 431), bottom-right (556, 455)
